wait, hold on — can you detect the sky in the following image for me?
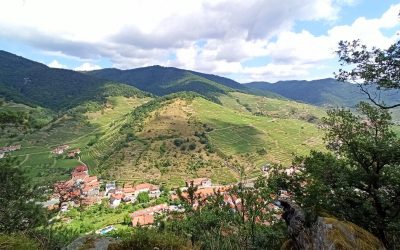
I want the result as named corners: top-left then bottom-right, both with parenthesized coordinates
top-left (0, 0), bottom-right (399, 83)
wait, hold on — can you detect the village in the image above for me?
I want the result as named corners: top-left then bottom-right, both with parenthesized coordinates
top-left (49, 164), bottom-right (228, 229)
top-left (1, 143), bottom-right (294, 234)
top-left (44, 158), bottom-right (295, 235)
top-left (0, 144), bottom-right (21, 159)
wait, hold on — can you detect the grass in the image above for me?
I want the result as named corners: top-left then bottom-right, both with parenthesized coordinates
top-left (192, 96), bottom-right (325, 166)
top-left (3, 96), bottom-right (151, 185)
top-left (3, 92), bottom-right (326, 187)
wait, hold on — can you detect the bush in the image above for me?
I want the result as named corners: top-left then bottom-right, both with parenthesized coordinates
top-left (0, 233), bottom-right (40, 249)
top-left (188, 143), bottom-right (196, 150)
top-left (137, 192), bottom-right (150, 203)
top-left (108, 229), bottom-right (193, 250)
top-left (173, 138), bottom-right (184, 147)
top-left (256, 147), bottom-right (267, 155)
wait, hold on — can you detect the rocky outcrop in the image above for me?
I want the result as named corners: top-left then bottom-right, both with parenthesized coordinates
top-left (63, 235), bottom-right (119, 250)
top-left (278, 199), bottom-right (385, 250)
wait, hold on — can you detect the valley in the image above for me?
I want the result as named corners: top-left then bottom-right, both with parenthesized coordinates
top-left (2, 91), bottom-right (325, 187)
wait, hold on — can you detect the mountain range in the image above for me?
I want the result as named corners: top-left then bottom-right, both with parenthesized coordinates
top-left (0, 49), bottom-right (399, 187)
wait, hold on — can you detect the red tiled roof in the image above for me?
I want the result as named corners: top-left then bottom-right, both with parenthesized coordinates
top-left (123, 187), bottom-right (136, 194)
top-left (132, 214), bottom-right (154, 226)
top-left (74, 165), bottom-right (88, 172)
top-left (111, 193), bottom-right (124, 200)
top-left (134, 183), bottom-right (159, 191)
top-left (131, 203), bottom-right (168, 217)
top-left (72, 172), bottom-right (88, 180)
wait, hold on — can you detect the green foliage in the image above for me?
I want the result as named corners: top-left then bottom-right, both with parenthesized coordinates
top-left (88, 66), bottom-right (234, 103)
top-left (173, 138), bottom-right (184, 147)
top-left (108, 229), bottom-right (193, 250)
top-left (0, 233), bottom-right (41, 249)
top-left (0, 157), bottom-right (46, 233)
top-left (336, 40), bottom-right (400, 109)
top-left (188, 142), bottom-right (196, 151)
top-left (0, 50), bottom-right (150, 111)
top-left (168, 178), bottom-right (287, 249)
top-left (137, 192), bottom-right (150, 204)
top-left (256, 147), bottom-right (267, 155)
top-left (288, 102), bottom-right (400, 249)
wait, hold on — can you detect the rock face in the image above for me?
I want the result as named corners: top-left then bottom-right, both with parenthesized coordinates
top-left (278, 199), bottom-right (385, 250)
top-left (63, 236), bottom-right (119, 250)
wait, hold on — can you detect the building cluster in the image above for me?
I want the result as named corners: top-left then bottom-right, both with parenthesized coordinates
top-left (51, 144), bottom-right (70, 155)
top-left (67, 148), bottom-right (81, 158)
top-left (106, 182), bottom-right (161, 208)
top-left (0, 144), bottom-right (21, 158)
top-left (51, 165), bottom-right (163, 212)
top-left (51, 145), bottom-right (81, 158)
top-left (49, 168), bottom-right (293, 229)
top-left (53, 165), bottom-right (101, 210)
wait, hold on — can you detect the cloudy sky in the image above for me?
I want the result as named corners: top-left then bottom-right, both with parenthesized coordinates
top-left (0, 0), bottom-right (399, 82)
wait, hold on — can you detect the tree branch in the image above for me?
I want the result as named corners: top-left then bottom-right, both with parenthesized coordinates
top-left (359, 85), bottom-right (400, 109)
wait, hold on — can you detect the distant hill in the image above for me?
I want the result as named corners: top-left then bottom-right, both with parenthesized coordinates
top-left (245, 78), bottom-right (400, 108)
top-left (0, 50), bottom-right (148, 110)
top-left (87, 66), bottom-right (238, 100)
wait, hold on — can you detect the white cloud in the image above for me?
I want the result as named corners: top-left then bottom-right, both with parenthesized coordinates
top-left (74, 63), bottom-right (101, 71)
top-left (0, 0), bottom-right (398, 81)
top-left (47, 60), bottom-right (68, 69)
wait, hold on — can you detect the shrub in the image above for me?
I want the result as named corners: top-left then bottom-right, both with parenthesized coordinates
top-left (188, 143), bottom-right (196, 150)
top-left (173, 138), bottom-right (184, 147)
top-left (108, 229), bottom-right (193, 250)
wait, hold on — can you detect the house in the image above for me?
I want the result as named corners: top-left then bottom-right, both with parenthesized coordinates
top-left (122, 186), bottom-right (137, 202)
top-left (81, 196), bottom-right (101, 206)
top-left (185, 178), bottom-right (212, 188)
top-left (82, 179), bottom-right (100, 197)
top-left (261, 164), bottom-right (270, 173)
top-left (53, 165), bottom-right (101, 210)
top-left (0, 144), bottom-right (21, 153)
top-left (134, 183), bottom-right (160, 198)
top-left (105, 182), bottom-right (116, 196)
top-left (72, 165), bottom-right (89, 180)
top-left (130, 203), bottom-right (168, 226)
top-left (51, 144), bottom-right (70, 155)
top-left (67, 148), bottom-right (81, 158)
top-left (110, 193), bottom-right (123, 208)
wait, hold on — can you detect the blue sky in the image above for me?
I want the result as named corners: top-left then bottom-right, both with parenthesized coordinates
top-left (0, 0), bottom-right (399, 82)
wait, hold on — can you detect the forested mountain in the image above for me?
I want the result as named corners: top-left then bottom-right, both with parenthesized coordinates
top-left (87, 66), bottom-right (238, 100)
top-left (245, 78), bottom-right (400, 108)
top-left (0, 50), bottom-right (148, 110)
top-left (88, 66), bottom-right (285, 100)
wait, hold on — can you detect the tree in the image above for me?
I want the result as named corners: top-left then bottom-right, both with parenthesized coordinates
top-left (336, 40), bottom-right (400, 109)
top-left (0, 157), bottom-right (46, 233)
top-left (137, 192), bottom-right (150, 204)
top-left (290, 102), bottom-right (400, 249)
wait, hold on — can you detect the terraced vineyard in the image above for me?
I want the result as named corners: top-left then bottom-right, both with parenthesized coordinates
top-left (88, 93), bottom-right (326, 187)
top-left (3, 91), bottom-right (327, 187)
top-left (4, 96), bottom-right (151, 185)
top-left (192, 95), bottom-right (325, 167)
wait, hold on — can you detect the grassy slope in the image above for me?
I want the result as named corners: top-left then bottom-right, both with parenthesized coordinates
top-left (91, 93), bottom-right (325, 187)
top-left (5, 96), bottom-right (150, 185)
top-left (4, 92), bottom-right (327, 187)
top-left (194, 93), bottom-right (324, 167)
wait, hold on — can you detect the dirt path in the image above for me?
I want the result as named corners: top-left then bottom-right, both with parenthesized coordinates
top-left (18, 154), bottom-right (30, 166)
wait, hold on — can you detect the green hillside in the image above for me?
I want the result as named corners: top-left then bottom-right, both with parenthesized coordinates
top-left (87, 66), bottom-right (238, 101)
top-left (246, 78), bottom-right (400, 108)
top-left (0, 50), bottom-right (149, 110)
top-left (2, 91), bottom-right (326, 187)
top-left (75, 92), bottom-right (326, 187)
top-left (2, 95), bottom-right (152, 184)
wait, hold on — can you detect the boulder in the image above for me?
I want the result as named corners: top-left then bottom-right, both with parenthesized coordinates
top-left (278, 199), bottom-right (385, 250)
